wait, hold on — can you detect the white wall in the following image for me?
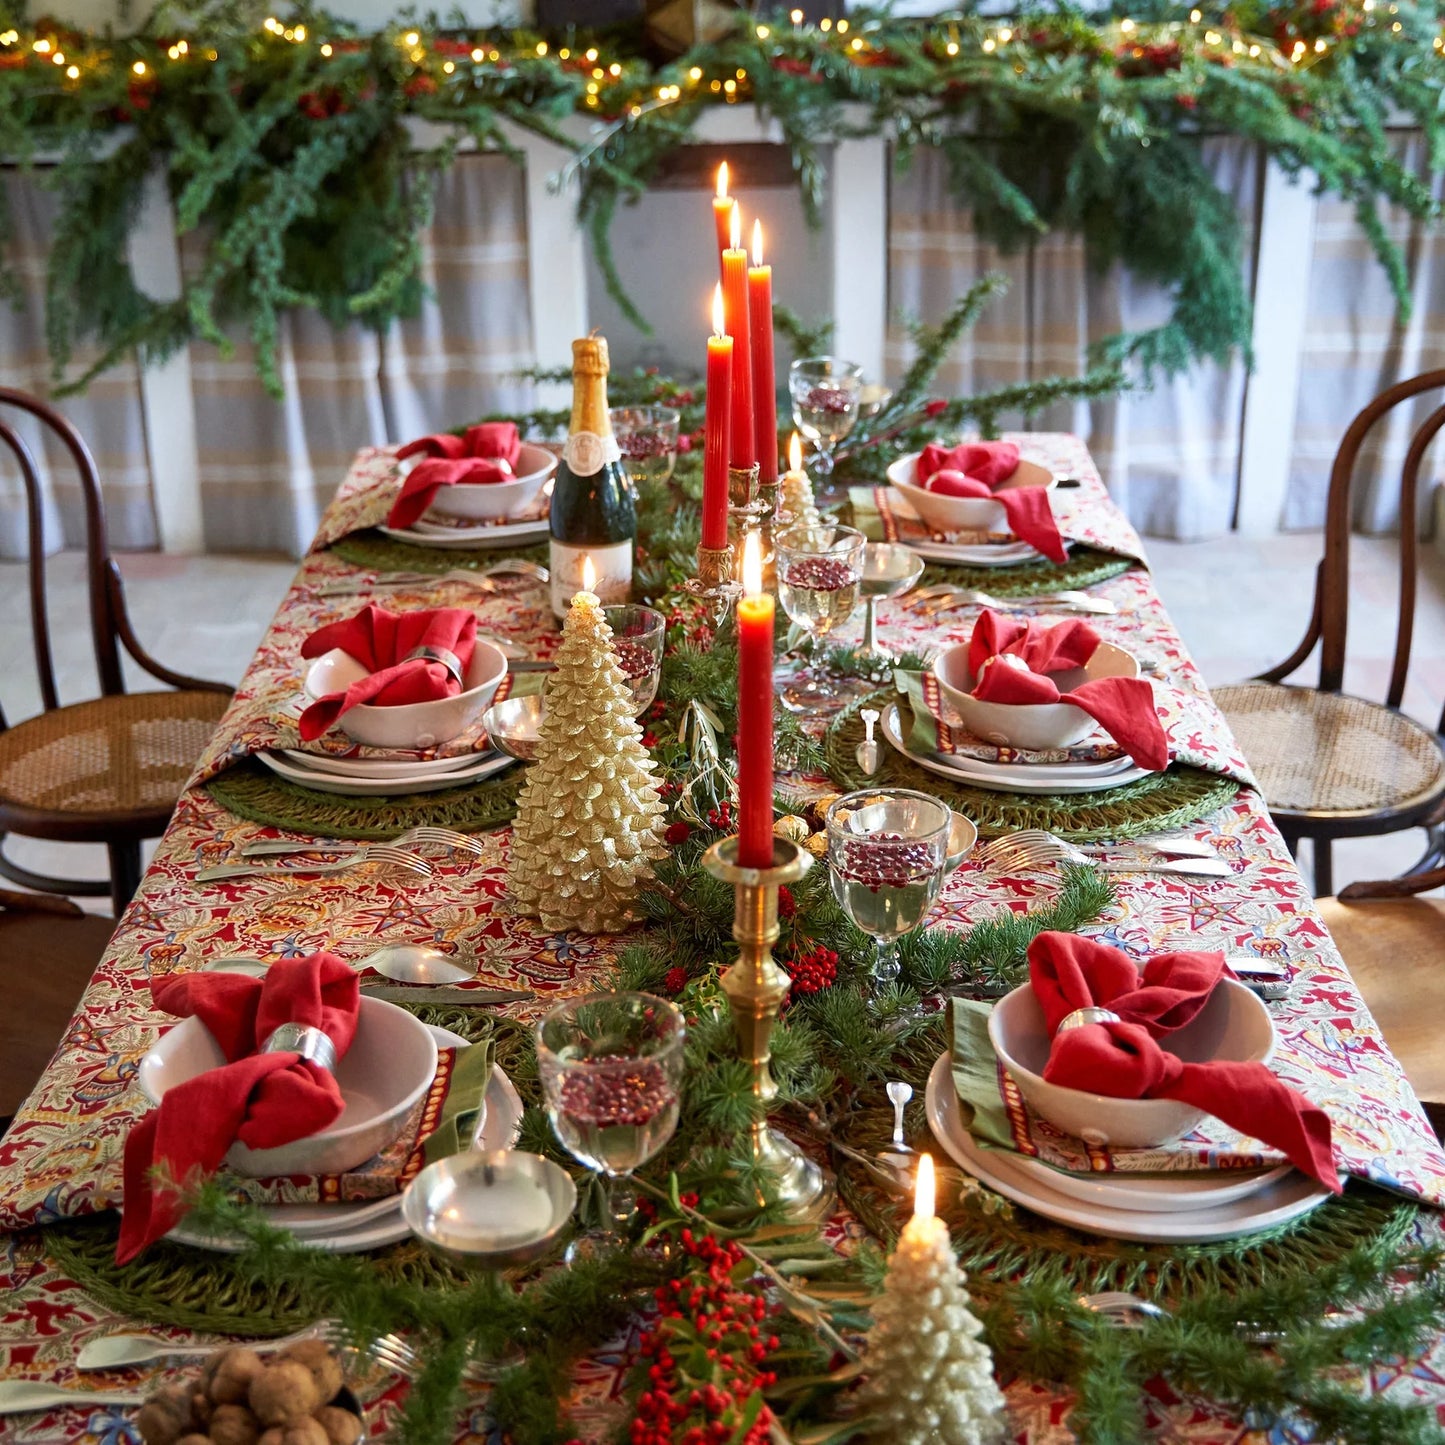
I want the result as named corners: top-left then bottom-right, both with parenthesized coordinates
top-left (44, 0), bottom-right (530, 29)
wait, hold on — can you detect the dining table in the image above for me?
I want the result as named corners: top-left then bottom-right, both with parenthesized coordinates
top-left (2, 431), bottom-right (1444, 1445)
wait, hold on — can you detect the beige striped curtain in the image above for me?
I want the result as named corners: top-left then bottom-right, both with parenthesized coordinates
top-left (887, 139), bottom-right (1257, 540)
top-left (0, 168), bottom-right (157, 557)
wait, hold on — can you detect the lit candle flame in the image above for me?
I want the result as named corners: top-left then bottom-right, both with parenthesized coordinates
top-left (914, 1152), bottom-right (935, 1221)
top-left (716, 160), bottom-right (728, 201)
top-left (742, 531), bottom-right (763, 597)
top-left (712, 283), bottom-right (726, 339)
top-left (581, 555), bottom-right (596, 594)
top-left (788, 431), bottom-right (803, 473)
top-left (729, 198), bottom-right (742, 252)
top-left (752, 219), bottom-right (764, 268)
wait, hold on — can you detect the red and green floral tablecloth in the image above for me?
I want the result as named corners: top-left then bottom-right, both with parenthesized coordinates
top-left (1, 434), bottom-right (1443, 1445)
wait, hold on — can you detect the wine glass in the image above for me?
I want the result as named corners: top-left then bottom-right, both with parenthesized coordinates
top-left (610, 405), bottom-right (680, 485)
top-left (789, 358), bottom-right (862, 483)
top-left (775, 523), bottom-right (865, 717)
top-left (537, 991), bottom-right (685, 1254)
top-left (603, 604), bottom-right (666, 714)
top-left (826, 789), bottom-right (951, 985)
top-left (859, 542), bottom-right (925, 666)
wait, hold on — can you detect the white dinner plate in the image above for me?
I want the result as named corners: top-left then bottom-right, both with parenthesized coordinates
top-left (924, 1055), bottom-right (1333, 1241)
top-left (278, 748), bottom-right (483, 780)
top-left (257, 748), bottom-right (513, 796)
top-left (904, 539), bottom-right (1046, 567)
top-left (379, 519), bottom-right (550, 550)
top-left (165, 1049), bottom-right (523, 1254)
top-left (881, 705), bottom-right (1151, 794)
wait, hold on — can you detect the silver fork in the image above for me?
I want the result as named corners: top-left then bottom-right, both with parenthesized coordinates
top-left (243, 826), bottom-right (484, 860)
top-left (196, 844), bottom-right (434, 883)
top-left (1079, 1291), bottom-right (1346, 1342)
top-left (311, 560), bottom-right (548, 598)
top-left (977, 831), bottom-right (1229, 878)
top-left (908, 586), bottom-right (1116, 617)
top-left (979, 828), bottom-right (1218, 862)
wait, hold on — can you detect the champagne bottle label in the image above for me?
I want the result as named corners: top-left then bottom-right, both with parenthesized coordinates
top-left (550, 539), bottom-right (632, 616)
top-left (562, 430), bottom-right (621, 478)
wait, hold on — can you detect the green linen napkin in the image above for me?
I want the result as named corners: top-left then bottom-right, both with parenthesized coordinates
top-left (423, 1038), bottom-right (496, 1163)
top-left (948, 997), bottom-right (1017, 1151)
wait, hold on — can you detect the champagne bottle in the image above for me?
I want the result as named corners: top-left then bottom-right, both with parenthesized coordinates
top-left (549, 334), bottom-right (635, 617)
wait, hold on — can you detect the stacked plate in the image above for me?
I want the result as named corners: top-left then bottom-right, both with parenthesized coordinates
top-left (378, 513), bottom-right (550, 551)
top-left (880, 703), bottom-right (1153, 794)
top-left (167, 1027), bottom-right (524, 1254)
top-left (903, 536), bottom-right (1056, 568)
top-left (258, 748), bottom-right (514, 797)
top-left (923, 1055), bottom-right (1333, 1242)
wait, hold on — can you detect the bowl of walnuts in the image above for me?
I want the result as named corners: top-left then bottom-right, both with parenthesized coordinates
top-left (136, 1339), bottom-right (364, 1445)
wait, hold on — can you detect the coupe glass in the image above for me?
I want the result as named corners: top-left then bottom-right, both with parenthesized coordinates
top-left (826, 789), bottom-right (951, 985)
top-left (537, 991), bottom-right (685, 1253)
top-left (775, 523), bottom-right (865, 717)
top-left (858, 542), bottom-right (925, 666)
top-left (789, 358), bottom-right (862, 482)
top-left (610, 405), bottom-right (680, 485)
top-left (603, 604), bottom-right (666, 714)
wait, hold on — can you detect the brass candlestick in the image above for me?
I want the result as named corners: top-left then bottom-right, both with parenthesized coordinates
top-left (702, 834), bottom-right (834, 1222)
top-left (727, 462), bottom-right (769, 587)
top-left (685, 541), bottom-right (741, 630)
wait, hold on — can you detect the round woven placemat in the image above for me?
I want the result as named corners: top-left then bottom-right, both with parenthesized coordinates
top-left (205, 757), bottom-right (523, 840)
top-left (330, 530), bottom-right (551, 575)
top-left (909, 547), bottom-right (1134, 599)
top-left (824, 695), bottom-right (1239, 841)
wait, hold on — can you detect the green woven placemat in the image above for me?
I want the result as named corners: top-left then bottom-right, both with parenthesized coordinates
top-left (205, 756), bottom-right (524, 840)
top-left (329, 530), bottom-right (551, 575)
top-left (915, 546), bottom-right (1135, 598)
top-left (824, 694), bottom-right (1239, 841)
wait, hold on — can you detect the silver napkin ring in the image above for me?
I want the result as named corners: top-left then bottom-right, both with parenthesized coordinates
top-left (1056, 1006), bottom-right (1122, 1034)
top-left (404, 645), bottom-right (464, 686)
top-left (261, 1023), bottom-right (338, 1073)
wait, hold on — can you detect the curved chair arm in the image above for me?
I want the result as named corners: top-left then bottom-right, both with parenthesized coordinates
top-left (1338, 865), bottom-right (1445, 902)
top-left (104, 559), bottom-right (233, 696)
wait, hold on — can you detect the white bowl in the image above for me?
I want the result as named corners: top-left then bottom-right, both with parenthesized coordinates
top-left (932, 640), bottom-right (1139, 750)
top-left (417, 443), bottom-right (557, 521)
top-left (137, 996), bottom-right (438, 1177)
top-left (886, 450), bottom-right (1054, 535)
top-left (987, 979), bottom-right (1276, 1149)
top-left (304, 640), bottom-right (508, 749)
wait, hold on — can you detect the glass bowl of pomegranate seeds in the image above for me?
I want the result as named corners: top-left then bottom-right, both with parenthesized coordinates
top-left (825, 789), bottom-right (952, 986)
top-left (775, 523), bottom-right (866, 717)
top-left (603, 604), bottom-right (666, 714)
top-left (537, 991), bottom-right (685, 1256)
top-left (610, 405), bottom-right (680, 485)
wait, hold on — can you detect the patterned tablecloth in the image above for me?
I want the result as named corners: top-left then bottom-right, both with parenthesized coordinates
top-left (1, 434), bottom-right (1444, 1445)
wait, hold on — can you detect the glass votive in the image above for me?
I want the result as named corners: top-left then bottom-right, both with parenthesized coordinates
top-left (603, 604), bottom-right (666, 714)
top-left (611, 405), bottom-right (680, 485)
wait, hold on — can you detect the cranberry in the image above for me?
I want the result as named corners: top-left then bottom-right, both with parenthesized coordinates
top-left (782, 556), bottom-right (856, 591)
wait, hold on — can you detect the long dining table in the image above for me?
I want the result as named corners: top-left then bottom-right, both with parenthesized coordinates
top-left (2, 432), bottom-right (1444, 1444)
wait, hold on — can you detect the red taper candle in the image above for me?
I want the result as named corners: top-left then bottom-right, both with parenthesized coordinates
top-left (702, 284), bottom-right (733, 553)
top-left (721, 200), bottom-right (756, 469)
top-left (736, 531), bottom-right (775, 868)
top-left (748, 218), bottom-right (778, 486)
top-left (712, 161), bottom-right (732, 278)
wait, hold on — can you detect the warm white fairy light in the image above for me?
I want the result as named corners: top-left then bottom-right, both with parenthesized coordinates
top-left (584, 46), bottom-right (598, 61)
top-left (820, 16), bottom-right (831, 31)
top-left (442, 59), bottom-right (454, 72)
top-left (1249, 43), bottom-right (1260, 55)
top-left (404, 30), bottom-right (419, 45)
top-left (837, 18), bottom-right (849, 33)
top-left (1190, 7), bottom-right (1202, 18)
top-left (32, 37), bottom-right (50, 51)
top-left (51, 51), bottom-right (65, 64)
top-left (688, 65), bottom-right (702, 80)
top-left (471, 46), bottom-right (484, 61)
top-left (1120, 17), bottom-right (1136, 32)
top-left (998, 26), bottom-right (1013, 42)
top-left (609, 61), bottom-right (621, 75)
top-left (536, 40), bottom-right (547, 55)
top-left (946, 39), bottom-right (959, 54)
top-left (756, 25), bottom-right (770, 39)
top-left (981, 36), bottom-right (996, 51)
top-left (132, 59), bottom-right (146, 73)
top-left (320, 42), bottom-right (332, 55)
top-left (790, 8), bottom-right (804, 23)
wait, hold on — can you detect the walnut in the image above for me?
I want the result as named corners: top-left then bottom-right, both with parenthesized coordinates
top-left (314, 1406), bottom-right (364, 1445)
top-left (205, 1347), bottom-right (266, 1405)
top-left (136, 1384), bottom-right (197, 1445)
top-left (256, 1420), bottom-right (328, 1445)
top-left (279, 1338), bottom-right (343, 1404)
top-left (209, 1402), bottom-right (262, 1445)
top-left (248, 1360), bottom-right (322, 1426)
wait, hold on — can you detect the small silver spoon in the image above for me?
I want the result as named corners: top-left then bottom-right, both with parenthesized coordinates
top-left (856, 707), bottom-right (881, 776)
top-left (885, 1080), bottom-right (914, 1154)
top-left (362, 943), bottom-right (474, 985)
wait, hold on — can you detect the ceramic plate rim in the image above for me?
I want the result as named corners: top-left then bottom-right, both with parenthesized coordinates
top-left (256, 748), bottom-right (511, 795)
top-left (378, 520), bottom-right (550, 550)
top-left (278, 748), bottom-right (484, 779)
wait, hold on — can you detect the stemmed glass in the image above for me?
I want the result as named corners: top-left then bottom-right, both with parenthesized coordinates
top-left (603, 604), bottom-right (666, 714)
top-left (858, 542), bottom-right (925, 667)
top-left (789, 358), bottom-right (862, 483)
top-left (610, 405), bottom-right (680, 485)
top-left (537, 991), bottom-right (685, 1255)
top-left (775, 523), bottom-right (865, 717)
top-left (826, 789), bottom-right (951, 985)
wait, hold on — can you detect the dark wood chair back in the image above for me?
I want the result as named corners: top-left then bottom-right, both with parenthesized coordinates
top-left (0, 388), bottom-right (228, 728)
top-left (1259, 368), bottom-right (1445, 735)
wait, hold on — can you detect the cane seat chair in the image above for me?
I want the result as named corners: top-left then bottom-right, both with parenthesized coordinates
top-left (0, 389), bottom-right (232, 917)
top-left (1213, 370), bottom-right (1445, 899)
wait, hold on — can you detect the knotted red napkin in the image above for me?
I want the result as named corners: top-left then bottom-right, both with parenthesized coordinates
top-left (1026, 932), bottom-right (1339, 1191)
top-left (966, 610), bottom-right (1168, 770)
top-left (118, 953), bottom-right (361, 1262)
top-left (387, 422), bottom-right (523, 528)
top-left (298, 604), bottom-right (477, 740)
top-left (915, 441), bottom-right (1066, 563)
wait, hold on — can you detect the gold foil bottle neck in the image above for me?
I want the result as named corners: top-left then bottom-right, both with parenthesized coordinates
top-left (571, 334), bottom-right (610, 378)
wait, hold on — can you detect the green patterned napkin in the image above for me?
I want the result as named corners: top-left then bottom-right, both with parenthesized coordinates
top-left (423, 1038), bottom-right (496, 1163)
top-left (948, 997), bottom-right (1018, 1150)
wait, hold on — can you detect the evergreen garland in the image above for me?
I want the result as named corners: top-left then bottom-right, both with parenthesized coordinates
top-left (0, 2), bottom-right (1440, 394)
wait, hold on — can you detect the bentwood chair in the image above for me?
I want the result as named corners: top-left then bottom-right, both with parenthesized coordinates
top-left (0, 389), bottom-right (232, 917)
top-left (1213, 370), bottom-right (1445, 899)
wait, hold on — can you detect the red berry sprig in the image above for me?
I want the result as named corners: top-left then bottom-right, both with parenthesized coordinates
top-left (788, 945), bottom-right (838, 995)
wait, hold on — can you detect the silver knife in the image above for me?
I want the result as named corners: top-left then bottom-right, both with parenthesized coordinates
top-left (360, 984), bottom-right (535, 1006)
top-left (1092, 859), bottom-right (1232, 878)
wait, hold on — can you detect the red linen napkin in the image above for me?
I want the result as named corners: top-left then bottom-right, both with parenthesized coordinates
top-left (388, 422), bottom-right (523, 528)
top-left (916, 441), bottom-right (1066, 563)
top-left (297, 604), bottom-right (477, 740)
top-left (118, 953), bottom-right (361, 1262)
top-left (1026, 932), bottom-right (1339, 1191)
top-left (966, 610), bottom-right (1168, 770)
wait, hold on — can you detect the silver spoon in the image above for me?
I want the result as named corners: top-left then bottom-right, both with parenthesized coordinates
top-left (885, 1080), bottom-right (914, 1154)
top-left (360, 943), bottom-right (475, 985)
top-left (856, 707), bottom-right (881, 776)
